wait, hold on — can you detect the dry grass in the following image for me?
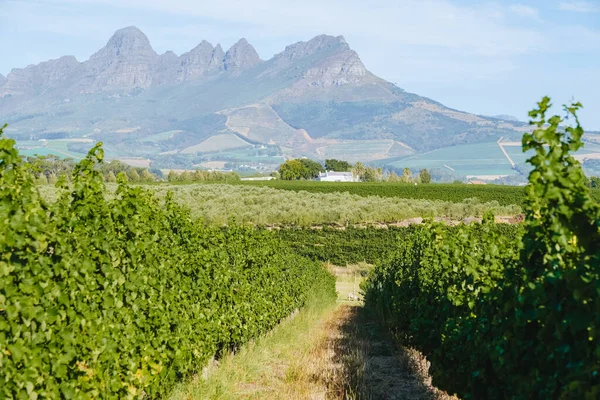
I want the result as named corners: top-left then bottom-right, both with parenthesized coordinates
top-left (168, 296), bottom-right (340, 399)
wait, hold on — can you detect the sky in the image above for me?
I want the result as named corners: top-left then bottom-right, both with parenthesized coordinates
top-left (0, 0), bottom-right (599, 129)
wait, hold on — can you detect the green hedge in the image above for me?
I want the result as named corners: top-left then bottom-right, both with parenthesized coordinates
top-left (363, 99), bottom-right (600, 399)
top-left (0, 127), bottom-right (336, 399)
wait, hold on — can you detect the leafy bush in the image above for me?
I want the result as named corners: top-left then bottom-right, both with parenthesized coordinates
top-left (363, 98), bottom-right (600, 399)
top-left (0, 124), bottom-right (335, 399)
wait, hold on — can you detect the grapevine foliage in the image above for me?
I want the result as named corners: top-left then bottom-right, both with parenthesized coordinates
top-left (0, 124), bottom-right (336, 399)
top-left (363, 98), bottom-right (600, 399)
top-left (277, 224), bottom-right (522, 265)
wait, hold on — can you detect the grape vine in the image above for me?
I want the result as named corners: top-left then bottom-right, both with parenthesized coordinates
top-left (363, 98), bottom-right (600, 399)
top-left (0, 125), bottom-right (335, 399)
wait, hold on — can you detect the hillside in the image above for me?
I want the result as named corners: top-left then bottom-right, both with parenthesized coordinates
top-left (0, 26), bottom-right (536, 171)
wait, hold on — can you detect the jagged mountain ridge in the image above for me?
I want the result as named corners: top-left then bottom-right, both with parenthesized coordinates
top-left (0, 26), bottom-right (528, 164)
top-left (0, 27), bottom-right (267, 95)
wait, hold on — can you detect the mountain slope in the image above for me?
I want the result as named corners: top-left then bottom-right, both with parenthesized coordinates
top-left (0, 26), bottom-right (529, 165)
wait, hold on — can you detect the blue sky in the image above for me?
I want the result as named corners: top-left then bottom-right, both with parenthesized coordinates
top-left (1, 0), bottom-right (599, 129)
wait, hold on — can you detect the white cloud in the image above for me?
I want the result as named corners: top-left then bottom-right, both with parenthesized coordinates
top-left (509, 4), bottom-right (541, 20)
top-left (558, 1), bottom-right (600, 12)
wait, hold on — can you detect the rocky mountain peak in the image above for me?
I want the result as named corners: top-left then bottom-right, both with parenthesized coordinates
top-left (0, 55), bottom-right (81, 96)
top-left (299, 49), bottom-right (368, 88)
top-left (83, 26), bottom-right (158, 90)
top-left (178, 40), bottom-right (216, 79)
top-left (278, 34), bottom-right (349, 61)
top-left (193, 40), bottom-right (214, 53)
top-left (0, 73), bottom-right (5, 87)
top-left (224, 39), bottom-right (262, 71)
top-left (101, 26), bottom-right (155, 58)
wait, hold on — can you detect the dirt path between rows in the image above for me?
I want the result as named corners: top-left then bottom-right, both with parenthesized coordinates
top-left (170, 296), bottom-right (457, 399)
top-left (321, 305), bottom-right (457, 400)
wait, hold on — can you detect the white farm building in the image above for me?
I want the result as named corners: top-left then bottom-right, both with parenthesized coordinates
top-left (316, 171), bottom-right (357, 182)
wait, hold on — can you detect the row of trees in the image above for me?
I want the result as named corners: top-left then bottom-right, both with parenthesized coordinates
top-left (166, 169), bottom-right (241, 183)
top-left (386, 167), bottom-right (431, 184)
top-left (278, 157), bottom-right (431, 183)
top-left (24, 154), bottom-right (243, 185)
top-left (25, 155), bottom-right (162, 184)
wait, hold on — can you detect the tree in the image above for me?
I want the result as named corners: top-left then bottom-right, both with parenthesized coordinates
top-left (105, 171), bottom-right (117, 183)
top-left (167, 170), bottom-right (178, 182)
top-left (325, 159), bottom-right (352, 172)
top-left (140, 169), bottom-right (156, 182)
top-left (179, 171), bottom-right (193, 182)
top-left (363, 167), bottom-right (383, 182)
top-left (299, 158), bottom-right (324, 179)
top-left (387, 171), bottom-right (401, 182)
top-left (127, 168), bottom-right (141, 182)
top-left (418, 169), bottom-right (431, 184)
top-left (352, 162), bottom-right (366, 181)
top-left (279, 159), bottom-right (305, 180)
top-left (402, 167), bottom-right (413, 183)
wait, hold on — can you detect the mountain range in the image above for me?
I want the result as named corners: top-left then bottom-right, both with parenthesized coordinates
top-left (0, 26), bottom-right (538, 173)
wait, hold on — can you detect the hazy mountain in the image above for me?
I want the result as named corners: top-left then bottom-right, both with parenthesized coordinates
top-left (0, 26), bottom-right (530, 166)
top-left (491, 114), bottom-right (521, 122)
top-left (0, 74), bottom-right (5, 87)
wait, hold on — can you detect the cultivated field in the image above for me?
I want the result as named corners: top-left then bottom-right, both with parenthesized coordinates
top-left (380, 141), bottom-right (515, 177)
top-left (235, 179), bottom-right (600, 206)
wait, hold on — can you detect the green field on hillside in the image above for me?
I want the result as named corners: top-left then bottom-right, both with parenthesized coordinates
top-left (199, 147), bottom-right (284, 163)
top-left (379, 141), bottom-right (514, 176)
top-left (17, 139), bottom-right (88, 159)
top-left (317, 140), bottom-right (398, 162)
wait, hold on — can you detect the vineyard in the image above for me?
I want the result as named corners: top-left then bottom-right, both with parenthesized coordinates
top-left (362, 98), bottom-right (600, 398)
top-left (237, 179), bottom-right (600, 206)
top-left (277, 224), bottom-right (524, 265)
top-left (2, 97), bottom-right (600, 399)
top-left (0, 124), bottom-right (335, 398)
